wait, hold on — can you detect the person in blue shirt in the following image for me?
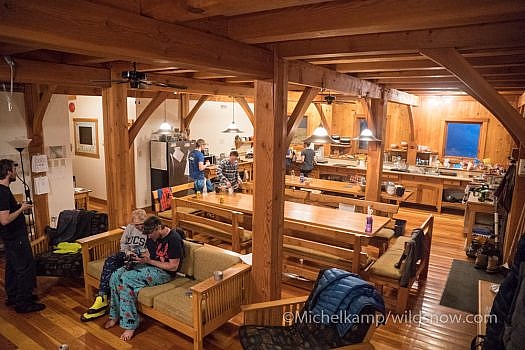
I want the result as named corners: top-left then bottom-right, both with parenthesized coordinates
top-left (188, 139), bottom-right (213, 192)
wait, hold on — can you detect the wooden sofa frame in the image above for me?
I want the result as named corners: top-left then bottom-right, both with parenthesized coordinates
top-left (78, 228), bottom-right (252, 350)
top-left (367, 215), bottom-right (434, 313)
top-left (172, 197), bottom-right (251, 253)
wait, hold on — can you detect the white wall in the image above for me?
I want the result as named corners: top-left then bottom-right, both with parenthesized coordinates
top-left (0, 92), bottom-right (30, 195)
top-left (190, 100), bottom-right (254, 156)
top-left (1, 92), bottom-right (75, 222)
top-left (134, 97), bottom-right (180, 208)
top-left (69, 96), bottom-right (107, 200)
top-left (43, 95), bottom-right (75, 221)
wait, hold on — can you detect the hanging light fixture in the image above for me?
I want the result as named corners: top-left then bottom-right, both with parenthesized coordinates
top-left (353, 128), bottom-right (381, 142)
top-left (153, 100), bottom-right (174, 135)
top-left (304, 124), bottom-right (336, 144)
top-left (222, 97), bottom-right (243, 133)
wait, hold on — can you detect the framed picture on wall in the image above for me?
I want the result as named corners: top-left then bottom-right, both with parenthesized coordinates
top-left (74, 118), bottom-right (99, 158)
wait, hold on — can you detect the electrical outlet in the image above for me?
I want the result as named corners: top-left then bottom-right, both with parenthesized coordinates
top-left (518, 159), bottom-right (525, 176)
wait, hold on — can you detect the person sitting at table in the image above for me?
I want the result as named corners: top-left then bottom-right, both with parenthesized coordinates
top-left (188, 138), bottom-right (213, 193)
top-left (80, 209), bottom-right (147, 322)
top-left (216, 150), bottom-right (243, 191)
top-left (300, 142), bottom-right (316, 177)
top-left (104, 216), bottom-right (184, 341)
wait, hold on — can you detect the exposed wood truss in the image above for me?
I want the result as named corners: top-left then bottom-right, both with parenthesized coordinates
top-left (313, 103), bottom-right (331, 135)
top-left (420, 48), bottom-right (525, 144)
top-left (286, 87), bottom-right (320, 147)
top-left (183, 95), bottom-right (210, 133)
top-left (234, 97), bottom-right (255, 126)
top-left (128, 91), bottom-right (170, 147)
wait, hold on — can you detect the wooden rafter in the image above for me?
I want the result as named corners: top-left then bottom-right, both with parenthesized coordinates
top-left (0, 0), bottom-right (273, 78)
top-left (275, 20), bottom-right (525, 59)
top-left (184, 95), bottom-right (210, 131)
top-left (225, 1), bottom-right (525, 43)
top-left (286, 87), bottom-right (320, 147)
top-left (313, 103), bottom-right (331, 134)
top-left (234, 97), bottom-right (255, 126)
top-left (420, 48), bottom-right (525, 144)
top-left (128, 91), bottom-right (170, 147)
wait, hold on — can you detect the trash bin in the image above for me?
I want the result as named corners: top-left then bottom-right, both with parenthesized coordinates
top-left (394, 219), bottom-right (407, 237)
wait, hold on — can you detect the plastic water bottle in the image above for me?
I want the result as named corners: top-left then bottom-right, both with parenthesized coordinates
top-left (202, 178), bottom-right (208, 195)
top-left (365, 205), bottom-right (373, 233)
top-left (300, 173), bottom-right (305, 183)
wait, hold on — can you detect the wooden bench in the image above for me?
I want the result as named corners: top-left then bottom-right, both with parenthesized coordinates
top-left (284, 188), bottom-right (309, 203)
top-left (172, 197), bottom-right (252, 253)
top-left (307, 192), bottom-right (400, 255)
top-left (152, 182), bottom-right (196, 226)
top-left (282, 219), bottom-right (371, 280)
top-left (367, 215), bottom-right (434, 313)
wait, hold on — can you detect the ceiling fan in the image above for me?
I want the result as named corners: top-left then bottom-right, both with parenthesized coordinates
top-left (92, 62), bottom-right (188, 90)
top-left (312, 90), bottom-right (354, 105)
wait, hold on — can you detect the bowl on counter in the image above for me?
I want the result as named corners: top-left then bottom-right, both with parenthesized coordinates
top-left (390, 143), bottom-right (398, 149)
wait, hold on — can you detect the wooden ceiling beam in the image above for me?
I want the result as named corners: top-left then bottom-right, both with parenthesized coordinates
top-left (224, 0), bottom-right (525, 43)
top-left (336, 55), bottom-right (525, 73)
top-left (0, 0), bottom-right (273, 78)
top-left (274, 21), bottom-right (525, 59)
top-left (147, 73), bottom-right (254, 96)
top-left (421, 48), bottom-right (525, 145)
top-left (139, 0), bottom-right (337, 23)
top-left (0, 58), bottom-right (109, 85)
top-left (184, 95), bottom-right (210, 131)
top-left (357, 66), bottom-right (525, 79)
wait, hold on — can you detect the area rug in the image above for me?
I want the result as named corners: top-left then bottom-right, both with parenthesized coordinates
top-left (439, 259), bottom-right (505, 314)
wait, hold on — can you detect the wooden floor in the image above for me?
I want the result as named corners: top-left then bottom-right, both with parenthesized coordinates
top-left (0, 202), bottom-right (478, 349)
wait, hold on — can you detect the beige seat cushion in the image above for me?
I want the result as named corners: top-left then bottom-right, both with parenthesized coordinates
top-left (391, 236), bottom-right (411, 251)
top-left (368, 248), bottom-right (403, 280)
top-left (180, 240), bottom-right (203, 277)
top-left (374, 227), bottom-right (395, 239)
top-left (138, 277), bottom-right (192, 307)
top-left (87, 259), bottom-right (106, 280)
top-left (193, 246), bottom-right (241, 281)
top-left (153, 281), bottom-right (201, 326)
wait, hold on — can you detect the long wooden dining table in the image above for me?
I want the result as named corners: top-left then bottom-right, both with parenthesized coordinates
top-left (185, 192), bottom-right (390, 273)
top-left (284, 175), bottom-right (413, 205)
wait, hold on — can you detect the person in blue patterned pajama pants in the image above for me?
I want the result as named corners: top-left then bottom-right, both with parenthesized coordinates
top-left (104, 215), bottom-right (184, 341)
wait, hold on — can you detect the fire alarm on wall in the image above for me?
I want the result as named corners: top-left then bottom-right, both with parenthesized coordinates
top-left (68, 102), bottom-right (75, 113)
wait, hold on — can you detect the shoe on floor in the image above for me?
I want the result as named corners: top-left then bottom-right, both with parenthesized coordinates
top-left (5, 294), bottom-right (39, 307)
top-left (475, 253), bottom-right (488, 269)
top-left (86, 295), bottom-right (108, 314)
top-left (15, 302), bottom-right (46, 313)
top-left (80, 308), bottom-right (107, 322)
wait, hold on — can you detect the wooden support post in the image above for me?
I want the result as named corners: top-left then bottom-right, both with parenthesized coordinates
top-left (23, 84), bottom-right (55, 238)
top-left (365, 90), bottom-right (387, 202)
top-left (102, 71), bottom-right (134, 228)
top-left (179, 93), bottom-right (190, 134)
top-left (406, 105), bottom-right (417, 165)
top-left (252, 58), bottom-right (287, 302)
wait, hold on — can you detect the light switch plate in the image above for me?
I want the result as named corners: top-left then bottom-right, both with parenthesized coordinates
top-left (518, 159), bottom-right (525, 176)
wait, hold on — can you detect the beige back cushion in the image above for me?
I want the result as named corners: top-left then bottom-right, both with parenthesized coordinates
top-left (193, 246), bottom-right (241, 281)
top-left (180, 240), bottom-right (204, 277)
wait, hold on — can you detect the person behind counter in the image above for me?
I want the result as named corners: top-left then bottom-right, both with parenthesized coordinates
top-left (217, 150), bottom-right (243, 191)
top-left (300, 142), bottom-right (316, 177)
top-left (188, 138), bottom-right (214, 193)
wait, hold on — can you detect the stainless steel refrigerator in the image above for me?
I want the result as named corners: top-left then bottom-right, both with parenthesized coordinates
top-left (150, 140), bottom-right (196, 191)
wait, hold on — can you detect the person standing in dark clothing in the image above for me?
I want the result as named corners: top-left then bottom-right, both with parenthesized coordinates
top-left (0, 159), bottom-right (45, 313)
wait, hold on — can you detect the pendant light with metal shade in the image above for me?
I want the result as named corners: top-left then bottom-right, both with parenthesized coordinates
top-left (353, 128), bottom-right (381, 142)
top-left (153, 101), bottom-right (174, 136)
top-left (304, 124), bottom-right (336, 145)
top-left (222, 97), bottom-right (243, 133)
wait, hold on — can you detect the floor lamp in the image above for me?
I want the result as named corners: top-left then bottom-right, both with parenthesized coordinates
top-left (8, 139), bottom-right (36, 238)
